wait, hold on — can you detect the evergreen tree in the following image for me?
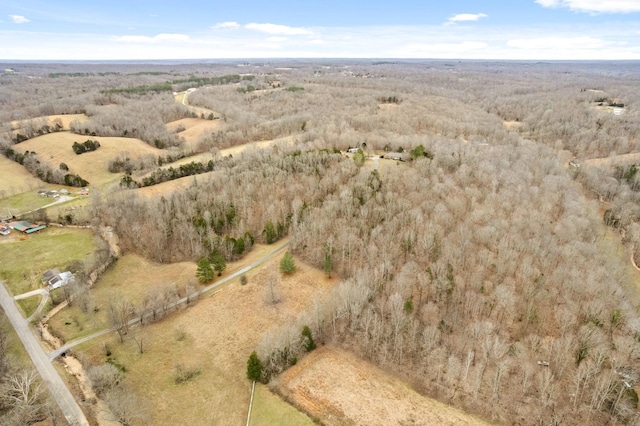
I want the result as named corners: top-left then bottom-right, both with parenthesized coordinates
top-left (209, 250), bottom-right (227, 276)
top-left (246, 351), bottom-right (263, 382)
top-left (301, 326), bottom-right (316, 352)
top-left (196, 258), bottom-right (214, 283)
top-left (279, 251), bottom-right (296, 274)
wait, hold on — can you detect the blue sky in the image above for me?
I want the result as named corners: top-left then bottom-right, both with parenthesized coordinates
top-left (1, 0), bottom-right (640, 60)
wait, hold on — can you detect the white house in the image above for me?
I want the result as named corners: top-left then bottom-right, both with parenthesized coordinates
top-left (42, 269), bottom-right (75, 289)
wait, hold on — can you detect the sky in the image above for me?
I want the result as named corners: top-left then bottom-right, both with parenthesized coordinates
top-left (1, 0), bottom-right (640, 60)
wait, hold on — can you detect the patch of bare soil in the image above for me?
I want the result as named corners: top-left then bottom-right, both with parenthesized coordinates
top-left (275, 346), bottom-right (490, 426)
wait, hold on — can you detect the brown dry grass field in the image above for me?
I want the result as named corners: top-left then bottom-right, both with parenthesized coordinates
top-left (133, 171), bottom-right (221, 198)
top-left (75, 252), bottom-right (333, 425)
top-left (166, 117), bottom-right (224, 150)
top-left (0, 155), bottom-right (45, 195)
top-left (13, 132), bottom-right (161, 187)
top-left (275, 346), bottom-right (491, 426)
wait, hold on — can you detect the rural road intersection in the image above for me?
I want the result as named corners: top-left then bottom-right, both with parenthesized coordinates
top-left (0, 239), bottom-right (289, 425)
top-left (0, 281), bottom-right (89, 425)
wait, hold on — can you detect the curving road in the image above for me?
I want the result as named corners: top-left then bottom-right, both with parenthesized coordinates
top-left (0, 281), bottom-right (89, 425)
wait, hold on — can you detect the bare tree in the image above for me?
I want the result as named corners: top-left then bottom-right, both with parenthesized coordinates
top-left (107, 296), bottom-right (133, 343)
top-left (263, 266), bottom-right (281, 305)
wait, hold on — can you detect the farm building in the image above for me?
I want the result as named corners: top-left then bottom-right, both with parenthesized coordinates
top-left (0, 225), bottom-right (10, 236)
top-left (9, 220), bottom-right (46, 234)
top-left (42, 269), bottom-right (75, 289)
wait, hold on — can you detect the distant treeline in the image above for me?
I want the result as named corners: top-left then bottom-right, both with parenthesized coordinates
top-left (48, 72), bottom-right (120, 78)
top-left (102, 74), bottom-right (255, 95)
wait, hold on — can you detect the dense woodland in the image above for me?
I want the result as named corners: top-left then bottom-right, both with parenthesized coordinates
top-left (2, 60), bottom-right (640, 425)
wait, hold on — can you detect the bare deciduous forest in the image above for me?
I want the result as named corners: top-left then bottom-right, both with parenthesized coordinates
top-left (2, 60), bottom-right (640, 425)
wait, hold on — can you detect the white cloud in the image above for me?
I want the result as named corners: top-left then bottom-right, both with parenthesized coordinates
top-left (534, 0), bottom-right (640, 13)
top-left (9, 15), bottom-right (30, 24)
top-left (114, 33), bottom-right (190, 43)
top-left (447, 13), bottom-right (487, 24)
top-left (212, 21), bottom-right (240, 29)
top-left (267, 36), bottom-right (288, 42)
top-left (507, 36), bottom-right (607, 49)
top-left (245, 23), bottom-right (312, 35)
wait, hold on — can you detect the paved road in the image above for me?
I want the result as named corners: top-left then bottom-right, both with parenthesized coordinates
top-left (49, 240), bottom-right (290, 359)
top-left (0, 281), bottom-right (89, 425)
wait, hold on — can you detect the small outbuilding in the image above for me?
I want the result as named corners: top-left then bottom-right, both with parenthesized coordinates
top-left (9, 221), bottom-right (47, 234)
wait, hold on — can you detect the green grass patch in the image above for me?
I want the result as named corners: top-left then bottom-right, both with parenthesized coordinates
top-left (16, 296), bottom-right (42, 319)
top-left (48, 303), bottom-right (109, 344)
top-left (0, 191), bottom-right (51, 215)
top-left (251, 384), bottom-right (314, 426)
top-left (47, 196), bottom-right (92, 224)
top-left (0, 227), bottom-right (97, 295)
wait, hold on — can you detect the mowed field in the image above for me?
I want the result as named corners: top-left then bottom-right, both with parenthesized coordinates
top-left (13, 132), bottom-right (161, 187)
top-left (77, 252), bottom-right (332, 425)
top-left (276, 346), bottom-right (491, 426)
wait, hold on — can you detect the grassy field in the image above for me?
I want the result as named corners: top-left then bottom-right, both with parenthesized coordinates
top-left (49, 243), bottom-right (278, 343)
top-left (73, 253), bottom-right (331, 425)
top-left (276, 346), bottom-right (491, 426)
top-left (251, 383), bottom-right (315, 426)
top-left (45, 195), bottom-right (93, 223)
top-left (0, 227), bottom-right (97, 296)
top-left (0, 155), bottom-right (45, 196)
top-left (49, 253), bottom-right (196, 343)
top-left (13, 132), bottom-right (162, 188)
top-left (16, 296), bottom-right (42, 319)
top-left (0, 191), bottom-right (53, 218)
top-left (166, 117), bottom-right (224, 150)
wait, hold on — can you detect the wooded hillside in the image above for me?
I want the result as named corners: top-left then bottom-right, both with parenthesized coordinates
top-left (2, 60), bottom-right (639, 425)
